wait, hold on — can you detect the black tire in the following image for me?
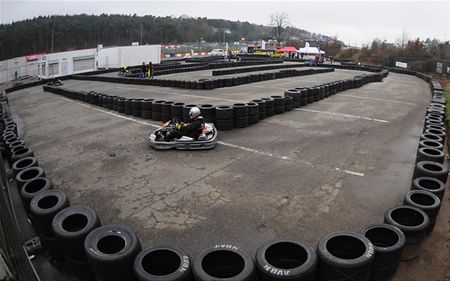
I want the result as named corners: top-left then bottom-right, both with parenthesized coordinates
top-left (284, 96), bottom-right (293, 111)
top-left (423, 129), bottom-right (446, 144)
top-left (234, 103), bottom-right (249, 118)
top-left (85, 224), bottom-right (142, 281)
top-left (262, 98), bottom-right (275, 117)
top-left (416, 147), bottom-right (444, 163)
top-left (383, 205), bottom-right (429, 246)
top-left (425, 125), bottom-right (446, 134)
top-left (215, 106), bottom-right (234, 120)
top-left (193, 245), bottom-right (255, 281)
top-left (235, 117), bottom-right (249, 128)
top-left (255, 239), bottom-right (317, 281)
top-left (15, 167), bottom-right (46, 191)
top-left (12, 156), bottom-right (38, 177)
top-left (419, 133), bottom-right (443, 144)
top-left (162, 101), bottom-right (175, 114)
top-left (361, 224), bottom-right (405, 281)
top-left (124, 99), bottom-right (133, 115)
top-left (200, 104), bottom-right (215, 123)
top-left (171, 103), bottom-right (185, 117)
top-left (403, 190), bottom-right (441, 232)
top-left (411, 177), bottom-right (446, 201)
top-left (413, 161), bottom-right (448, 183)
top-left (11, 147), bottom-right (34, 165)
top-left (52, 206), bottom-right (101, 261)
top-left (117, 99), bottom-right (126, 113)
top-left (216, 119), bottom-right (234, 131)
top-left (30, 189), bottom-right (70, 237)
top-left (316, 231), bottom-right (374, 281)
top-left (20, 177), bottom-right (53, 212)
top-left (134, 246), bottom-right (193, 281)
top-left (252, 100), bottom-right (266, 120)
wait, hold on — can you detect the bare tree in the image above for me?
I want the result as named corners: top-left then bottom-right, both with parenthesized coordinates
top-left (396, 29), bottom-right (409, 49)
top-left (270, 12), bottom-right (290, 43)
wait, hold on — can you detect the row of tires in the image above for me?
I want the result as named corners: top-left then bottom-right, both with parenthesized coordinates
top-left (73, 67), bottom-right (335, 90)
top-left (4, 76), bottom-right (446, 281)
top-left (212, 63), bottom-right (306, 76)
top-left (122, 59), bottom-right (284, 78)
top-left (43, 70), bottom-right (386, 132)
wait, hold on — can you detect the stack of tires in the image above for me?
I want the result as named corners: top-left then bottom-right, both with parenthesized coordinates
top-left (199, 104), bottom-right (215, 124)
top-left (171, 102), bottom-right (185, 121)
top-left (161, 101), bottom-right (174, 122)
top-left (215, 105), bottom-right (234, 131)
top-left (233, 103), bottom-right (249, 128)
top-left (141, 99), bottom-right (154, 119)
top-left (151, 100), bottom-right (165, 121)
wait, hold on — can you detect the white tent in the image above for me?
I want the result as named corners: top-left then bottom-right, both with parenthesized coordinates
top-left (298, 42), bottom-right (325, 55)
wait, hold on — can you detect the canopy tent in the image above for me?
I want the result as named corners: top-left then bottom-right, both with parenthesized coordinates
top-left (277, 46), bottom-right (297, 52)
top-left (297, 42), bottom-right (325, 55)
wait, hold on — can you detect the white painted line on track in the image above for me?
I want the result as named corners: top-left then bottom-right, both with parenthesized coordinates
top-left (294, 108), bottom-right (389, 123)
top-left (336, 94), bottom-right (416, 105)
top-left (60, 97), bottom-right (364, 177)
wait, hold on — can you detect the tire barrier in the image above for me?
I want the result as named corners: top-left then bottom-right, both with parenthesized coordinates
top-left (171, 102), bottom-right (185, 121)
top-left (141, 99), bottom-right (154, 119)
top-left (316, 231), bottom-right (374, 281)
top-left (133, 246), bottom-right (193, 281)
top-left (15, 166), bottom-right (46, 191)
top-left (255, 239), bottom-right (317, 281)
top-left (233, 103), bottom-right (249, 128)
top-left (2, 65), bottom-right (446, 281)
top-left (30, 189), bottom-right (70, 260)
top-left (132, 99), bottom-right (144, 117)
top-left (199, 104), bottom-right (215, 124)
top-left (361, 224), bottom-right (405, 281)
top-left (84, 224), bottom-right (142, 281)
top-left (212, 63), bottom-right (305, 76)
top-left (71, 67), bottom-right (335, 90)
top-left (384, 206), bottom-right (429, 261)
top-left (403, 190), bottom-right (441, 232)
top-left (161, 101), bottom-right (175, 122)
top-left (413, 161), bottom-right (448, 184)
top-left (411, 177), bottom-right (446, 201)
top-left (151, 100), bottom-right (165, 121)
top-left (415, 147), bottom-right (444, 164)
top-left (12, 156), bottom-right (38, 177)
top-left (52, 206), bottom-right (101, 261)
top-left (215, 105), bottom-right (234, 131)
top-left (193, 245), bottom-right (256, 281)
top-left (20, 177), bottom-right (53, 212)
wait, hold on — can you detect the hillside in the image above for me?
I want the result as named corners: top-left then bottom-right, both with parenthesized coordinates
top-left (0, 14), bottom-right (334, 60)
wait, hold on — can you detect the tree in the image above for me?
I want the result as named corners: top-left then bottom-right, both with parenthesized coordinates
top-left (396, 29), bottom-right (408, 49)
top-left (269, 12), bottom-right (289, 43)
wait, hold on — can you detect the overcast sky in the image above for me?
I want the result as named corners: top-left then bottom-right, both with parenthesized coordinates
top-left (0, 0), bottom-right (449, 46)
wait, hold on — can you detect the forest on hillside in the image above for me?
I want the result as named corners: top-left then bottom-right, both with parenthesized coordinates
top-left (0, 14), bottom-right (328, 60)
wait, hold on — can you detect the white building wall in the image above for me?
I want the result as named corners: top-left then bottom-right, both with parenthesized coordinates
top-left (97, 45), bottom-right (161, 69)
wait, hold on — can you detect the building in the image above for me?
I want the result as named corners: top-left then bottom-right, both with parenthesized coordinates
top-left (0, 44), bottom-right (162, 83)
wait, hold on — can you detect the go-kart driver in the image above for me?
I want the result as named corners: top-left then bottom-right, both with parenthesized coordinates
top-left (164, 107), bottom-right (204, 141)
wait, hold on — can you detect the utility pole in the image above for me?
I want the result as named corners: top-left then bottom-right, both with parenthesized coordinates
top-left (51, 30), bottom-right (54, 53)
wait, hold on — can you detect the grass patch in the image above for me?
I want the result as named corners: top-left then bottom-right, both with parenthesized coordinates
top-left (446, 91), bottom-right (450, 120)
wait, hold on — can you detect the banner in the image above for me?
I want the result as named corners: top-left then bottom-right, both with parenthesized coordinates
top-left (395, 61), bottom-right (407, 68)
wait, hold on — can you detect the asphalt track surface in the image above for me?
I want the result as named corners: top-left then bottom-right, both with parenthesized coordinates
top-left (8, 66), bottom-right (449, 281)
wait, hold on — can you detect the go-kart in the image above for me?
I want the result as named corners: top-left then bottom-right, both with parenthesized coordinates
top-left (46, 79), bottom-right (64, 86)
top-left (147, 119), bottom-right (218, 150)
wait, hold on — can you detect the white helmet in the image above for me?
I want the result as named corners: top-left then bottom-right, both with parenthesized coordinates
top-left (189, 107), bottom-right (201, 119)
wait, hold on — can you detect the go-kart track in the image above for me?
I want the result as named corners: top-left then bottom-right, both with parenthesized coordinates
top-left (7, 63), bottom-right (449, 281)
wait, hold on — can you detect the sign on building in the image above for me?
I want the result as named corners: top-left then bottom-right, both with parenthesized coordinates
top-left (395, 61), bottom-right (408, 68)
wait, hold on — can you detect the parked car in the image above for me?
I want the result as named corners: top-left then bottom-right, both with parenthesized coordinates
top-left (210, 49), bottom-right (225, 56)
